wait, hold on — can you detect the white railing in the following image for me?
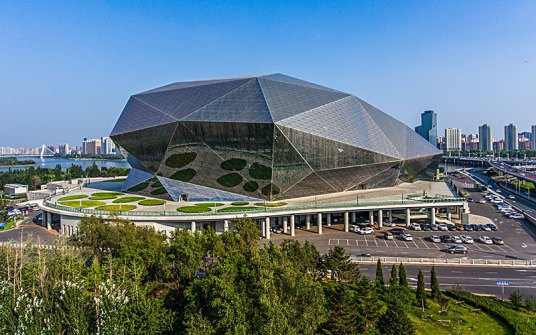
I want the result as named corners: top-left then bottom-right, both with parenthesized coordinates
top-left (351, 256), bottom-right (536, 267)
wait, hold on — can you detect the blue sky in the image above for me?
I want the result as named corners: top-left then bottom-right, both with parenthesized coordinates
top-left (1, 0), bottom-right (535, 147)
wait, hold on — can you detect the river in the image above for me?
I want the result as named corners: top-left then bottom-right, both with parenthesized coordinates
top-left (0, 155), bottom-right (131, 172)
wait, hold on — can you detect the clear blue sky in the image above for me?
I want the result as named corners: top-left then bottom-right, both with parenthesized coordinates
top-left (1, 0), bottom-right (535, 147)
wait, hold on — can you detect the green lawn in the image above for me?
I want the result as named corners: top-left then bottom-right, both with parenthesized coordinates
top-left (113, 196), bottom-right (145, 203)
top-left (138, 199), bottom-right (166, 206)
top-left (409, 295), bottom-right (513, 335)
top-left (59, 200), bottom-right (106, 208)
top-left (217, 206), bottom-right (258, 213)
top-left (58, 195), bottom-right (88, 201)
top-left (89, 194), bottom-right (119, 200)
top-left (177, 206), bottom-right (212, 213)
top-left (91, 192), bottom-right (123, 196)
top-left (95, 204), bottom-right (137, 211)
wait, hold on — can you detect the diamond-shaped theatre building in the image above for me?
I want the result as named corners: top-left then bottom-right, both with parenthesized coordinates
top-left (110, 74), bottom-right (441, 202)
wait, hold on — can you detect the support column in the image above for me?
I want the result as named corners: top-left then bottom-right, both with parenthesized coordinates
top-left (326, 213), bottom-right (331, 226)
top-left (290, 215), bottom-right (295, 237)
top-left (46, 212), bottom-right (52, 230)
top-left (306, 214), bottom-right (311, 230)
top-left (283, 217), bottom-right (288, 234)
top-left (388, 210), bottom-right (393, 223)
top-left (406, 208), bottom-right (411, 227)
top-left (224, 220), bottom-right (229, 232)
top-left (446, 207), bottom-right (452, 221)
top-left (378, 209), bottom-right (383, 229)
top-left (369, 211), bottom-right (374, 226)
top-left (351, 212), bottom-right (356, 222)
top-left (191, 221), bottom-right (196, 234)
top-left (344, 212), bottom-right (349, 232)
top-left (317, 213), bottom-right (323, 234)
top-left (265, 217), bottom-right (271, 240)
top-left (430, 208), bottom-right (436, 226)
top-left (261, 219), bottom-right (266, 237)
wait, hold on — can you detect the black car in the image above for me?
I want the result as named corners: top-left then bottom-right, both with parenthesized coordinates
top-left (32, 213), bottom-right (43, 224)
top-left (440, 235), bottom-right (452, 243)
top-left (389, 228), bottom-right (406, 235)
top-left (448, 225), bottom-right (457, 231)
top-left (472, 224), bottom-right (482, 231)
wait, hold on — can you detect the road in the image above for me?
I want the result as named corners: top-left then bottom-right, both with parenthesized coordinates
top-left (360, 263), bottom-right (536, 298)
top-left (0, 211), bottom-right (61, 245)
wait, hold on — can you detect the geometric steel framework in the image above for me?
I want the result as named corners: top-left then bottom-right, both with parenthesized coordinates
top-left (110, 74), bottom-right (441, 201)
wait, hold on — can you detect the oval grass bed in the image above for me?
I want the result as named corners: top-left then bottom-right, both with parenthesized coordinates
top-left (138, 199), bottom-right (166, 206)
top-left (113, 196), bottom-right (145, 203)
top-left (194, 203), bottom-right (224, 207)
top-left (216, 173), bottom-right (243, 188)
top-left (96, 204), bottom-right (137, 211)
top-left (177, 206), bottom-right (212, 213)
top-left (249, 163), bottom-right (272, 180)
top-left (89, 194), bottom-right (119, 200)
top-left (217, 206), bottom-right (259, 213)
top-left (91, 192), bottom-right (123, 197)
top-left (59, 200), bottom-right (106, 208)
top-left (58, 195), bottom-right (87, 201)
top-left (221, 158), bottom-right (247, 171)
top-left (165, 152), bottom-right (197, 168)
top-left (170, 169), bottom-right (196, 182)
top-left (254, 202), bottom-right (287, 207)
top-left (231, 201), bottom-right (249, 206)
top-left (243, 181), bottom-right (258, 192)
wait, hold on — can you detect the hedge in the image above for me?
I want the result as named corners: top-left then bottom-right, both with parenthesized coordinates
top-left (231, 201), bottom-right (249, 206)
top-left (254, 202), bottom-right (287, 207)
top-left (195, 203), bottom-right (224, 207)
top-left (217, 206), bottom-right (259, 213)
top-left (59, 200), bottom-right (106, 208)
top-left (150, 187), bottom-right (168, 195)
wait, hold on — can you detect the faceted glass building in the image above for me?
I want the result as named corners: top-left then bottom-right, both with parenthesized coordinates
top-left (110, 74), bottom-right (441, 201)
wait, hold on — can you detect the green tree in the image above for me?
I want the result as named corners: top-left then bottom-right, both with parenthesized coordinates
top-left (509, 289), bottom-right (523, 307)
top-left (430, 266), bottom-right (441, 300)
top-left (389, 264), bottom-right (398, 288)
top-left (321, 246), bottom-right (360, 282)
top-left (320, 283), bottom-right (357, 335)
top-left (377, 298), bottom-right (416, 335)
top-left (398, 263), bottom-right (408, 287)
top-left (375, 259), bottom-right (384, 289)
top-left (54, 163), bottom-right (62, 180)
top-left (354, 276), bottom-right (382, 332)
top-left (416, 270), bottom-right (427, 309)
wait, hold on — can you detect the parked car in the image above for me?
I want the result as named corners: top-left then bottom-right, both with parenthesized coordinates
top-left (447, 245), bottom-right (468, 254)
top-left (479, 236), bottom-right (493, 244)
top-left (455, 224), bottom-right (464, 231)
top-left (422, 225), bottom-right (431, 231)
top-left (430, 224), bottom-right (439, 231)
top-left (383, 221), bottom-right (396, 227)
top-left (440, 235), bottom-right (452, 243)
top-left (389, 228), bottom-right (406, 235)
top-left (509, 213), bottom-right (525, 219)
top-left (349, 225), bottom-right (360, 233)
top-left (460, 235), bottom-right (474, 244)
top-left (438, 224), bottom-right (448, 231)
top-left (410, 223), bottom-right (421, 231)
top-left (400, 233), bottom-right (413, 241)
top-left (472, 224), bottom-right (482, 231)
top-left (463, 224), bottom-right (474, 231)
top-left (429, 235), bottom-right (441, 243)
top-left (487, 223), bottom-right (498, 231)
top-left (481, 225), bottom-right (491, 231)
top-left (383, 231), bottom-right (393, 240)
top-left (479, 199), bottom-right (487, 204)
top-left (451, 236), bottom-right (462, 244)
top-left (32, 213), bottom-right (43, 224)
top-left (492, 237), bottom-right (504, 245)
top-left (447, 225), bottom-right (457, 231)
top-left (467, 197), bottom-right (474, 202)
top-left (357, 227), bottom-right (374, 235)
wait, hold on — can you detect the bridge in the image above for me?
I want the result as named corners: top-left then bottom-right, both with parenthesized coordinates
top-left (0, 145), bottom-right (55, 159)
top-left (443, 156), bottom-right (536, 184)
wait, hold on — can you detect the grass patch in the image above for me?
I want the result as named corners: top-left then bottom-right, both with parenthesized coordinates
top-left (58, 195), bottom-right (87, 201)
top-left (89, 194), bottom-right (119, 200)
top-left (138, 199), bottom-right (166, 206)
top-left (170, 169), bottom-right (196, 182)
top-left (127, 181), bottom-right (149, 192)
top-left (165, 152), bottom-right (197, 168)
top-left (243, 181), bottom-right (258, 192)
top-left (59, 200), bottom-right (106, 208)
top-left (177, 206), bottom-right (212, 213)
top-left (103, 178), bottom-right (127, 182)
top-left (150, 187), bottom-right (168, 195)
top-left (261, 183), bottom-right (280, 197)
top-left (231, 201), bottom-right (249, 206)
top-left (217, 206), bottom-right (259, 213)
top-left (216, 173), bottom-right (243, 188)
top-left (254, 202), bottom-right (287, 207)
top-left (249, 163), bottom-right (272, 180)
top-left (95, 204), bottom-right (137, 211)
top-left (221, 158), bottom-right (247, 171)
top-left (113, 196), bottom-right (145, 203)
top-left (91, 192), bottom-right (123, 197)
top-left (195, 203), bottom-right (224, 207)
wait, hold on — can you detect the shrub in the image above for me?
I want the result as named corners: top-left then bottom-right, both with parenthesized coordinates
top-left (216, 173), bottom-right (243, 188)
top-left (221, 158), bottom-right (247, 171)
top-left (113, 196), bottom-right (145, 203)
top-left (231, 201), bottom-right (249, 206)
top-left (243, 181), bottom-right (258, 192)
top-left (138, 199), bottom-right (166, 206)
top-left (249, 163), bottom-right (272, 180)
top-left (170, 169), bottom-right (196, 182)
top-left (95, 204), bottom-right (137, 211)
top-left (128, 181), bottom-right (149, 192)
top-left (177, 206), bottom-right (212, 213)
top-left (165, 152), bottom-right (197, 168)
top-left (58, 195), bottom-right (87, 201)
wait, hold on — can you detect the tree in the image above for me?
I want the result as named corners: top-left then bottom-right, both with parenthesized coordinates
top-left (53, 164), bottom-right (62, 180)
top-left (375, 259), bottom-right (384, 289)
top-left (321, 246), bottom-right (360, 282)
top-left (377, 298), bottom-right (415, 335)
top-left (354, 276), bottom-right (381, 332)
top-left (509, 289), bottom-right (523, 308)
top-left (389, 264), bottom-right (398, 288)
top-left (416, 270), bottom-right (427, 309)
top-left (321, 283), bottom-right (357, 335)
top-left (398, 263), bottom-right (408, 287)
top-left (431, 266), bottom-right (441, 300)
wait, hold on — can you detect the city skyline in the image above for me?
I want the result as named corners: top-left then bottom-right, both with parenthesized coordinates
top-left (1, 1), bottom-right (535, 147)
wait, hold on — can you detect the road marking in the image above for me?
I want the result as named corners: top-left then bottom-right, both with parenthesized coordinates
top-left (372, 237), bottom-right (379, 247)
top-left (411, 240), bottom-right (419, 248)
top-left (392, 239), bottom-right (399, 248)
top-left (402, 241), bottom-right (409, 248)
top-left (363, 236), bottom-right (369, 247)
top-left (381, 239), bottom-right (388, 247)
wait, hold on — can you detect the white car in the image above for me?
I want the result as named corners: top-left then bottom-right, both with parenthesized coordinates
top-left (357, 227), bottom-right (374, 235)
top-left (509, 195), bottom-right (515, 199)
top-left (497, 189), bottom-right (502, 193)
top-left (479, 236), bottom-right (493, 244)
top-left (451, 236), bottom-right (462, 244)
top-left (429, 235), bottom-right (441, 243)
top-left (383, 221), bottom-right (396, 227)
top-left (400, 233), bottom-right (413, 241)
top-left (411, 223), bottom-right (421, 231)
top-left (438, 224), bottom-right (448, 231)
top-left (460, 235), bottom-right (474, 244)
top-left (509, 213), bottom-right (525, 219)
top-left (349, 225), bottom-right (360, 233)
top-left (479, 199), bottom-right (486, 204)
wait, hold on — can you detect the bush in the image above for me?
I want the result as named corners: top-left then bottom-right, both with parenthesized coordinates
top-left (216, 173), bottom-right (243, 188)
top-left (231, 201), bottom-right (249, 206)
top-left (170, 169), bottom-right (196, 182)
top-left (243, 181), bottom-right (258, 192)
top-left (58, 195), bottom-right (87, 201)
top-left (138, 199), bottom-right (166, 206)
top-left (249, 163), bottom-right (272, 180)
top-left (113, 196), bottom-right (145, 203)
top-left (177, 206), bottom-right (212, 213)
top-left (221, 158), bottom-right (247, 171)
top-left (128, 181), bottom-right (149, 192)
top-left (165, 152), bottom-right (197, 168)
top-left (96, 204), bottom-right (137, 211)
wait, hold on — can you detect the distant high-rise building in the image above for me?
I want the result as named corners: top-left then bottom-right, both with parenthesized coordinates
top-left (478, 124), bottom-right (493, 152)
top-left (504, 124), bottom-right (518, 151)
top-left (445, 128), bottom-right (462, 152)
top-left (532, 125), bottom-right (536, 150)
top-left (415, 110), bottom-right (437, 145)
top-left (58, 144), bottom-right (70, 155)
top-left (82, 138), bottom-right (101, 155)
top-left (493, 140), bottom-right (505, 152)
top-left (101, 136), bottom-right (116, 155)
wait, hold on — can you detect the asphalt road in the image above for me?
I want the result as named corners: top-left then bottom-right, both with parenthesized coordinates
top-left (0, 211), bottom-right (60, 244)
top-left (360, 263), bottom-right (536, 298)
